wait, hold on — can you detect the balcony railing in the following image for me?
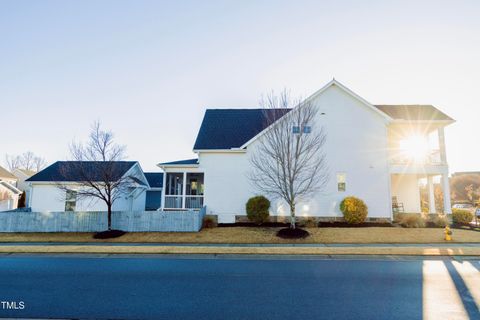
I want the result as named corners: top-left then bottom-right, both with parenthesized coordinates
top-left (164, 195), bottom-right (204, 210)
top-left (389, 150), bottom-right (443, 165)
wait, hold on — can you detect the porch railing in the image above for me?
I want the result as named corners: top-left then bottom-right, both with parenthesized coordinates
top-left (185, 196), bottom-right (204, 209)
top-left (164, 195), bottom-right (204, 210)
top-left (164, 196), bottom-right (182, 209)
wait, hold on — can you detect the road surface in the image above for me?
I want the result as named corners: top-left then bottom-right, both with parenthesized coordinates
top-left (0, 254), bottom-right (479, 319)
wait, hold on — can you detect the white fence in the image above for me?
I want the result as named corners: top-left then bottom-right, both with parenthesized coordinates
top-left (0, 207), bottom-right (206, 233)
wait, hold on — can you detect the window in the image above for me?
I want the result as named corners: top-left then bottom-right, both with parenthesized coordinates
top-left (292, 125), bottom-right (311, 134)
top-left (65, 190), bottom-right (77, 211)
top-left (337, 173), bottom-right (346, 192)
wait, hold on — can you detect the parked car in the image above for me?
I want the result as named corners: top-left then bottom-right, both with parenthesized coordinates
top-left (475, 208), bottom-right (480, 217)
top-left (452, 203), bottom-right (474, 209)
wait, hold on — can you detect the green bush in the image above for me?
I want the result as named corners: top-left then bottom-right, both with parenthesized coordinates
top-left (246, 196), bottom-right (270, 225)
top-left (339, 196), bottom-right (368, 224)
top-left (399, 213), bottom-right (425, 228)
top-left (452, 208), bottom-right (473, 225)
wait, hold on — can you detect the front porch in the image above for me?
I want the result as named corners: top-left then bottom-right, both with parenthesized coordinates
top-left (158, 159), bottom-right (204, 211)
top-left (391, 173), bottom-right (452, 215)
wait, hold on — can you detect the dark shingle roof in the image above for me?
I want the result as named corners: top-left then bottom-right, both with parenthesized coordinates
top-left (144, 172), bottom-right (164, 188)
top-left (374, 105), bottom-right (453, 121)
top-left (159, 158), bottom-right (199, 166)
top-left (26, 161), bottom-right (137, 182)
top-left (193, 109), bottom-right (291, 150)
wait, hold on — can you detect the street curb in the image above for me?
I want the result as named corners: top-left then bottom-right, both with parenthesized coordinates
top-left (0, 245), bottom-right (479, 256)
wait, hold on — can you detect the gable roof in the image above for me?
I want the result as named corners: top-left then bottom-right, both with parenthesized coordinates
top-left (0, 165), bottom-right (17, 180)
top-left (26, 161), bottom-right (137, 182)
top-left (144, 172), bottom-right (164, 188)
top-left (193, 109), bottom-right (290, 150)
top-left (374, 105), bottom-right (453, 121)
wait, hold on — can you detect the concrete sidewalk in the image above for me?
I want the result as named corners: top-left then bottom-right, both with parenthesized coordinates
top-left (0, 242), bottom-right (479, 256)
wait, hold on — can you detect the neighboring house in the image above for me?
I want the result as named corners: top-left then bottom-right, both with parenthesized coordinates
top-left (26, 161), bottom-right (149, 212)
top-left (144, 172), bottom-right (163, 211)
top-left (12, 168), bottom-right (37, 206)
top-left (0, 165), bottom-right (21, 211)
top-left (158, 79), bottom-right (454, 223)
top-left (0, 165), bottom-right (18, 186)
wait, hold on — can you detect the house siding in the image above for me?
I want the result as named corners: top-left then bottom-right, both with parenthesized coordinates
top-left (199, 84), bottom-right (392, 222)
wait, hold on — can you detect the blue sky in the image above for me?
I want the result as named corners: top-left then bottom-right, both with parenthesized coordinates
top-left (1, 0), bottom-right (479, 172)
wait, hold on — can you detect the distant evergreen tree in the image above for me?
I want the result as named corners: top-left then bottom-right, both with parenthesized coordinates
top-left (18, 191), bottom-right (26, 208)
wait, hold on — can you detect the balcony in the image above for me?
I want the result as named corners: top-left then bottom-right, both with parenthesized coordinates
top-left (389, 149), bottom-right (443, 166)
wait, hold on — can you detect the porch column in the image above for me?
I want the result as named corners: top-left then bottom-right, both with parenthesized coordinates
top-left (427, 175), bottom-right (436, 214)
top-left (181, 172), bottom-right (187, 209)
top-left (442, 173), bottom-right (452, 214)
top-left (438, 127), bottom-right (447, 164)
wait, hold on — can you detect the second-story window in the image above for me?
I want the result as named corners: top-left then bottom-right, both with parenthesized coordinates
top-left (292, 125), bottom-right (311, 134)
top-left (292, 126), bottom-right (300, 134)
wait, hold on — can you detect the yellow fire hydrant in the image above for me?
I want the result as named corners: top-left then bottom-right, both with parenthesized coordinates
top-left (444, 226), bottom-right (452, 241)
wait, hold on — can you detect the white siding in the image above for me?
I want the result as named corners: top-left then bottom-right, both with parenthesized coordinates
top-left (391, 174), bottom-right (421, 213)
top-left (199, 84), bottom-right (392, 221)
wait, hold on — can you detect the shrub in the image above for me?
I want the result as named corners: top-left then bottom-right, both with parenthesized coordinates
top-left (202, 216), bottom-right (217, 228)
top-left (430, 215), bottom-right (449, 228)
top-left (399, 213), bottom-right (425, 228)
top-left (246, 196), bottom-right (270, 225)
top-left (452, 208), bottom-right (473, 225)
top-left (339, 196), bottom-right (368, 224)
top-left (300, 217), bottom-right (318, 228)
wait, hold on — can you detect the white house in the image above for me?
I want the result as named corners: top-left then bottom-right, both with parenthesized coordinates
top-left (0, 165), bottom-right (21, 211)
top-left (158, 79), bottom-right (454, 223)
top-left (26, 161), bottom-right (149, 212)
top-left (12, 168), bottom-right (36, 206)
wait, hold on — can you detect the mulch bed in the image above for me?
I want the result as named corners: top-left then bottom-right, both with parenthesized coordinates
top-left (317, 222), bottom-right (394, 228)
top-left (93, 230), bottom-right (127, 239)
top-left (276, 228), bottom-right (310, 239)
top-left (218, 222), bottom-right (290, 228)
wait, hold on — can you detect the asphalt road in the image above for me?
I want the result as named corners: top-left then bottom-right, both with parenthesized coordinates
top-left (0, 255), bottom-right (479, 320)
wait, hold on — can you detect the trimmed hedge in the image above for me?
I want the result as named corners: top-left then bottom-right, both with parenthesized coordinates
top-left (452, 208), bottom-right (473, 225)
top-left (339, 196), bottom-right (368, 224)
top-left (246, 196), bottom-right (270, 225)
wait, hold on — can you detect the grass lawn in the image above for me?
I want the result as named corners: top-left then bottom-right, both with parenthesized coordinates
top-left (0, 226), bottom-right (478, 243)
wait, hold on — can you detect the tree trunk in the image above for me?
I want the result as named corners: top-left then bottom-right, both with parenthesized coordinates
top-left (107, 203), bottom-right (112, 231)
top-left (290, 203), bottom-right (296, 229)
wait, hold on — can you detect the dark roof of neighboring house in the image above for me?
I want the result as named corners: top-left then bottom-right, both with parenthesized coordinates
top-left (193, 109), bottom-right (291, 150)
top-left (159, 158), bottom-right (199, 166)
top-left (26, 161), bottom-right (137, 182)
top-left (374, 105), bottom-right (454, 121)
top-left (0, 165), bottom-right (17, 180)
top-left (144, 172), bottom-right (164, 188)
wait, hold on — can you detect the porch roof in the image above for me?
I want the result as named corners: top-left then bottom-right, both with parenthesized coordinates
top-left (158, 158), bottom-right (199, 167)
top-left (374, 105), bottom-right (454, 121)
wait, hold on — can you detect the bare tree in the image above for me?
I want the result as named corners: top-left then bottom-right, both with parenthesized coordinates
top-left (57, 121), bottom-right (135, 231)
top-left (5, 154), bottom-right (21, 171)
top-left (32, 156), bottom-right (47, 172)
top-left (248, 91), bottom-right (329, 229)
top-left (5, 152), bottom-right (47, 172)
